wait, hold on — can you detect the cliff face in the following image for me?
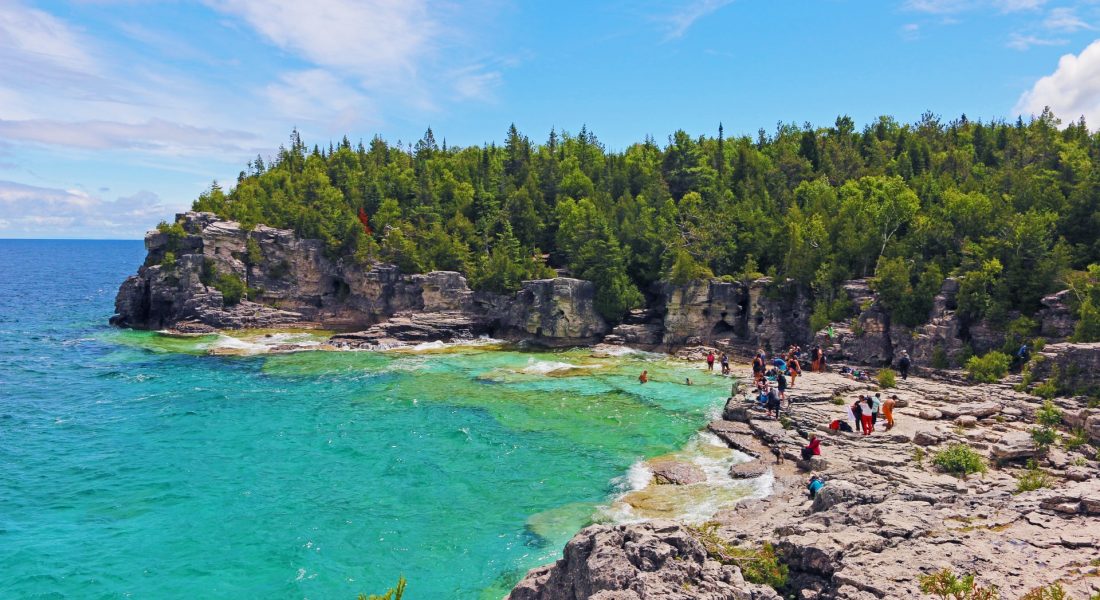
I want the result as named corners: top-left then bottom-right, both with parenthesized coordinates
top-left (111, 212), bottom-right (609, 346)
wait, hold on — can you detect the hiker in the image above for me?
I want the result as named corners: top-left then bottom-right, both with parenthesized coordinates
top-left (788, 355), bottom-right (801, 387)
top-left (871, 393), bottom-right (883, 428)
top-left (639, 370), bottom-right (648, 384)
top-left (860, 396), bottom-right (875, 435)
top-left (883, 395), bottom-right (898, 430)
top-left (829, 418), bottom-right (854, 433)
top-left (849, 397), bottom-right (864, 432)
top-left (766, 385), bottom-right (782, 419)
top-left (1012, 344), bottom-right (1030, 372)
top-left (706, 351), bottom-right (716, 371)
top-left (720, 352), bottom-right (730, 375)
top-left (800, 434), bottom-right (821, 461)
top-left (898, 350), bottom-right (911, 380)
top-left (807, 475), bottom-right (825, 499)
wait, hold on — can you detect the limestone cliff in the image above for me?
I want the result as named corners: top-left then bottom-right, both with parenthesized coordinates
top-left (111, 212), bottom-right (608, 346)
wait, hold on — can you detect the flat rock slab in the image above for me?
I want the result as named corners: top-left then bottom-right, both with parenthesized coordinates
top-left (729, 460), bottom-right (770, 479)
top-left (940, 401), bottom-right (1001, 419)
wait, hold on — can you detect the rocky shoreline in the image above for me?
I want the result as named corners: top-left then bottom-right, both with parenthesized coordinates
top-left (110, 213), bottom-right (1100, 599)
top-left (506, 363), bottom-right (1100, 599)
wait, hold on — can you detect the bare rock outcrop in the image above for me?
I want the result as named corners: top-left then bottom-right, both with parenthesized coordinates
top-left (506, 521), bottom-right (781, 600)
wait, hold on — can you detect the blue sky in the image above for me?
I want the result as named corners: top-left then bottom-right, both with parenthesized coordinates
top-left (2, 0), bottom-right (1100, 238)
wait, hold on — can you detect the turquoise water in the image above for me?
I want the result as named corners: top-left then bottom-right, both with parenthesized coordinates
top-left (0, 240), bottom-right (735, 599)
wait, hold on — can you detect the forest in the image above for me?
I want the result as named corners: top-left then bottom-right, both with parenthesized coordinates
top-left (188, 109), bottom-right (1100, 334)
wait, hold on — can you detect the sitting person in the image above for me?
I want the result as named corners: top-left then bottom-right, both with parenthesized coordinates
top-left (807, 475), bottom-right (825, 499)
top-left (828, 418), bottom-right (854, 433)
top-left (801, 434), bottom-right (821, 461)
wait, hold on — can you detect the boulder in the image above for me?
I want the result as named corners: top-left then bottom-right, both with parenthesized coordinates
top-left (505, 521), bottom-right (781, 600)
top-left (954, 415), bottom-right (978, 428)
top-left (939, 402), bottom-right (1001, 420)
top-left (649, 460), bottom-right (707, 485)
top-left (990, 431), bottom-right (1038, 462)
top-left (918, 409), bottom-right (943, 421)
top-left (729, 460), bottom-right (770, 479)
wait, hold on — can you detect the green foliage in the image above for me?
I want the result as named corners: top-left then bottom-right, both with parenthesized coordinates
top-left (919, 568), bottom-right (999, 600)
top-left (877, 368), bottom-right (897, 388)
top-left (1030, 426), bottom-right (1058, 449)
top-left (830, 394), bottom-right (845, 405)
top-left (156, 219), bottom-right (188, 254)
top-left (965, 351), bottom-right (1010, 383)
top-left (1065, 427), bottom-right (1089, 451)
top-left (913, 446), bottom-right (926, 467)
top-left (160, 251), bottom-right (177, 270)
top-left (245, 237), bottom-right (263, 266)
top-left (200, 259), bottom-right (249, 306)
top-left (693, 523), bottom-right (788, 590)
top-left (1020, 583), bottom-right (1069, 600)
top-left (932, 443), bottom-right (988, 476)
top-left (1015, 460), bottom-right (1052, 493)
top-left (932, 347), bottom-right (949, 369)
top-left (1036, 400), bottom-right (1063, 428)
top-left (358, 576), bottom-right (406, 600)
top-left (186, 116), bottom-right (1092, 323)
top-left (1032, 379), bottom-right (1059, 400)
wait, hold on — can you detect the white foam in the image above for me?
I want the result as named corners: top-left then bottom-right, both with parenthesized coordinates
top-left (520, 359), bottom-right (587, 375)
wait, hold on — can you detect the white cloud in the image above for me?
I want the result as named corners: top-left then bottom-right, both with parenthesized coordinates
top-left (450, 66), bottom-right (502, 102)
top-left (1044, 7), bottom-right (1094, 32)
top-left (1015, 39), bottom-right (1100, 124)
top-left (0, 180), bottom-right (187, 238)
top-left (0, 2), bottom-right (97, 74)
top-left (206, 0), bottom-right (436, 84)
top-left (263, 69), bottom-right (375, 131)
top-left (904, 0), bottom-right (1046, 12)
top-left (994, 0), bottom-right (1047, 11)
top-left (663, 0), bottom-right (735, 40)
top-left (1007, 32), bottom-right (1068, 50)
top-left (901, 22), bottom-right (921, 40)
top-left (0, 118), bottom-right (261, 155)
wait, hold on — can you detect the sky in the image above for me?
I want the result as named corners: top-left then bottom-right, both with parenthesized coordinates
top-left (2, 0), bottom-right (1100, 238)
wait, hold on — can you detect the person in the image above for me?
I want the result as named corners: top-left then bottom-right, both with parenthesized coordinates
top-left (810, 347), bottom-right (821, 372)
top-left (720, 353), bottom-right (730, 375)
top-left (752, 352), bottom-right (766, 383)
top-left (772, 356), bottom-right (788, 373)
top-left (776, 369), bottom-right (788, 403)
top-left (898, 350), bottom-right (911, 380)
top-left (706, 351), bottom-right (716, 371)
top-left (685, 377), bottom-right (693, 386)
top-left (829, 418), bottom-right (854, 433)
top-left (871, 393), bottom-right (883, 428)
top-left (883, 394), bottom-right (898, 430)
top-left (639, 370), bottom-right (648, 384)
top-left (766, 385), bottom-right (782, 419)
top-left (788, 356), bottom-right (801, 387)
top-left (807, 475), bottom-right (825, 499)
top-left (850, 397), bottom-right (864, 432)
top-left (1013, 344), bottom-right (1030, 372)
top-left (860, 395), bottom-right (875, 435)
top-left (801, 434), bottom-right (821, 461)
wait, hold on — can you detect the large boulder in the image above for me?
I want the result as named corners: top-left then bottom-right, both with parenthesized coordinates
top-left (1030, 342), bottom-right (1100, 397)
top-left (990, 431), bottom-right (1038, 463)
top-left (506, 521), bottom-right (781, 600)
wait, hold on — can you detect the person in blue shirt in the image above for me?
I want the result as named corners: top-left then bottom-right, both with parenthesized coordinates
top-left (807, 475), bottom-right (825, 499)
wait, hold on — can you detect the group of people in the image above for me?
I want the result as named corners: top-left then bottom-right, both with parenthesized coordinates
top-left (829, 392), bottom-right (898, 436)
top-left (705, 351), bottom-right (732, 375)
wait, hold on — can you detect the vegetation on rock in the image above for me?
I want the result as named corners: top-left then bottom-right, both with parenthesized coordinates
top-left (357, 576), bottom-right (406, 600)
top-left (932, 443), bottom-right (988, 476)
top-left (965, 351), bottom-right (1010, 383)
top-left (918, 569), bottom-right (998, 600)
top-left (694, 522), bottom-right (788, 589)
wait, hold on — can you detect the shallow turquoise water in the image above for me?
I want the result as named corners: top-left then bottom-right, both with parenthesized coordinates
top-left (0, 240), bottom-right (733, 599)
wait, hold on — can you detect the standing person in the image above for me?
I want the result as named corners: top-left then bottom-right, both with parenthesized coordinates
top-left (752, 352), bottom-right (766, 384)
top-left (639, 370), bottom-right (648, 384)
top-left (777, 369), bottom-right (788, 403)
top-left (871, 393), bottom-right (883, 429)
top-left (811, 347), bottom-right (823, 372)
top-left (860, 396), bottom-right (875, 435)
top-left (706, 351), bottom-right (716, 372)
top-left (788, 356), bottom-right (801, 387)
top-left (720, 352), bottom-right (730, 375)
top-left (898, 350), bottom-right (911, 380)
top-left (883, 394), bottom-right (898, 430)
top-left (851, 397), bottom-right (864, 433)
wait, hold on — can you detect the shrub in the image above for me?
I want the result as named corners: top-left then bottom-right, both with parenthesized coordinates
top-left (160, 251), bottom-right (177, 270)
top-left (1020, 583), bottom-right (1068, 600)
top-left (932, 346), bottom-right (949, 369)
top-left (693, 522), bottom-right (788, 590)
top-left (1035, 400), bottom-right (1062, 427)
top-left (245, 237), bottom-right (263, 266)
top-left (919, 568), bottom-right (999, 600)
top-left (810, 297), bottom-right (850, 334)
top-left (1065, 427), bottom-right (1089, 451)
top-left (1030, 426), bottom-right (1057, 449)
top-left (877, 368), bottom-right (897, 388)
top-left (932, 443), bottom-right (987, 476)
top-left (965, 351), bottom-right (1010, 383)
top-left (358, 576), bottom-right (406, 600)
top-left (913, 446), bottom-right (926, 467)
top-left (1015, 460), bottom-right (1051, 493)
top-left (850, 317), bottom-right (864, 337)
top-left (156, 219), bottom-right (188, 253)
top-left (214, 273), bottom-right (248, 306)
top-left (830, 394), bottom-right (845, 405)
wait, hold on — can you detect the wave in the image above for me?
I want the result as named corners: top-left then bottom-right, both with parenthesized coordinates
top-left (205, 332), bottom-right (325, 356)
top-left (519, 358), bottom-right (595, 375)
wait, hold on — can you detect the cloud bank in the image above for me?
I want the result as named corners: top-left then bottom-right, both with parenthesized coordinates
top-left (0, 181), bottom-right (186, 239)
top-left (1016, 39), bottom-right (1100, 125)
